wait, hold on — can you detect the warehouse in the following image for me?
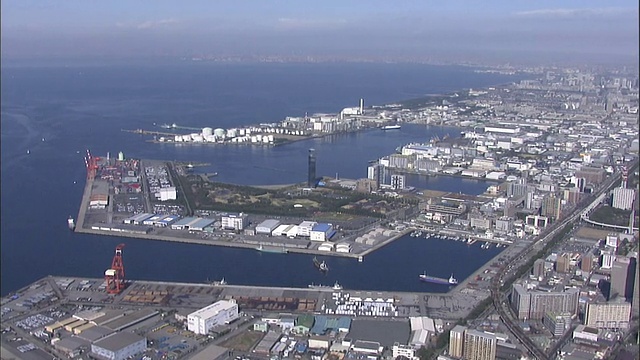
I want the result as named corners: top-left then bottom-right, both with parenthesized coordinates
top-left (157, 215), bottom-right (180, 227)
top-left (256, 219), bottom-right (281, 235)
top-left (187, 300), bottom-right (239, 335)
top-left (91, 332), bottom-right (147, 360)
top-left (310, 223), bottom-right (335, 242)
top-left (272, 224), bottom-right (293, 237)
top-left (142, 214), bottom-right (166, 226)
top-left (189, 218), bottom-right (215, 231)
top-left (122, 213), bottom-right (153, 225)
top-left (171, 217), bottom-right (200, 230)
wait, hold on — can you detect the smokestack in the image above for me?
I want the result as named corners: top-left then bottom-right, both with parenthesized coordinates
top-left (359, 98), bottom-right (364, 115)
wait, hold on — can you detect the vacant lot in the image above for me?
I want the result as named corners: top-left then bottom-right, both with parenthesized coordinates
top-left (220, 331), bottom-right (264, 352)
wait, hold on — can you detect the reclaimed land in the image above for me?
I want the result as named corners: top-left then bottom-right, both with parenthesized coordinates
top-left (74, 172), bottom-right (415, 259)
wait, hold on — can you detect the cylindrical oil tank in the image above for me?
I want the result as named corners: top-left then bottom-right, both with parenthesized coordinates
top-left (202, 127), bottom-right (213, 137)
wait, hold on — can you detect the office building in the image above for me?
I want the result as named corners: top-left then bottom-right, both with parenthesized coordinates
top-left (308, 148), bottom-right (317, 187)
top-left (390, 174), bottom-right (406, 190)
top-left (581, 255), bottom-right (594, 272)
top-left (187, 300), bottom-right (239, 335)
top-left (556, 253), bottom-right (570, 273)
top-left (610, 256), bottom-right (637, 301)
top-left (543, 312), bottom-right (572, 337)
top-left (448, 325), bottom-right (467, 358)
top-left (532, 258), bottom-right (546, 278)
top-left (221, 213), bottom-right (248, 231)
top-left (585, 299), bottom-right (631, 330)
top-left (600, 249), bottom-right (615, 270)
top-left (463, 329), bottom-right (496, 360)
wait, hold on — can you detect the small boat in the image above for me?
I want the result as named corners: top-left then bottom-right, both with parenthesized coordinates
top-left (381, 125), bottom-right (401, 130)
top-left (67, 216), bottom-right (75, 231)
top-left (313, 257), bottom-right (329, 273)
top-left (26, 149), bottom-right (30, 155)
top-left (212, 278), bottom-right (226, 286)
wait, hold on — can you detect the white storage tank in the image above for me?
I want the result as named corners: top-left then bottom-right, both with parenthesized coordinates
top-left (202, 127), bottom-right (213, 137)
top-left (214, 128), bottom-right (226, 138)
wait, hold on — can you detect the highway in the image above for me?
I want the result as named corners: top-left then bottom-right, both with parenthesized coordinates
top-left (489, 163), bottom-right (632, 360)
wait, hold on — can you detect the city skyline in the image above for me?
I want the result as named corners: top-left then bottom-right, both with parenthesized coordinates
top-left (1, 0), bottom-right (639, 64)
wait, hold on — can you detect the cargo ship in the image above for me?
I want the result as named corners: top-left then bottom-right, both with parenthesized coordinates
top-left (308, 281), bottom-right (342, 290)
top-left (313, 257), bottom-right (329, 273)
top-left (381, 125), bottom-right (401, 130)
top-left (419, 272), bottom-right (458, 285)
top-left (67, 216), bottom-right (75, 231)
top-left (256, 244), bottom-right (288, 254)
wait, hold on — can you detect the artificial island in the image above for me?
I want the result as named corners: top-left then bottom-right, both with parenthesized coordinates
top-left (3, 66), bottom-right (639, 360)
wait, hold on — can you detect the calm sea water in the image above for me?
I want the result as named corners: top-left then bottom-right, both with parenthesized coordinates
top-left (0, 63), bottom-right (521, 295)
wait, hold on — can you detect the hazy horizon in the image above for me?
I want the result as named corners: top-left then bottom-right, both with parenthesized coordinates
top-left (2, 1), bottom-right (639, 66)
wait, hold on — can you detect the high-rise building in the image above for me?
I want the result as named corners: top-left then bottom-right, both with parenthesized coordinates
top-left (633, 258), bottom-right (639, 317)
top-left (612, 187), bottom-right (635, 210)
top-left (541, 195), bottom-right (562, 221)
top-left (585, 299), bottom-right (631, 330)
top-left (449, 325), bottom-right (467, 358)
top-left (511, 284), bottom-right (531, 319)
top-left (581, 254), bottom-right (593, 272)
top-left (462, 330), bottom-right (496, 360)
top-left (308, 149), bottom-right (316, 187)
top-left (532, 258), bottom-right (546, 278)
top-left (556, 253), bottom-right (570, 273)
top-left (610, 256), bottom-right (637, 301)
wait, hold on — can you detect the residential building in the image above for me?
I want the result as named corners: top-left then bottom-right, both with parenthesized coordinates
top-left (463, 329), bottom-right (497, 360)
top-left (585, 299), bottom-right (631, 330)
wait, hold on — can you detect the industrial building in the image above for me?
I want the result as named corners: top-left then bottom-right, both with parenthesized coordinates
top-left (187, 300), bottom-right (239, 335)
top-left (90, 332), bottom-right (147, 360)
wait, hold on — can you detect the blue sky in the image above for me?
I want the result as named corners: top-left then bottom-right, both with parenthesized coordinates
top-left (2, 0), bottom-right (638, 63)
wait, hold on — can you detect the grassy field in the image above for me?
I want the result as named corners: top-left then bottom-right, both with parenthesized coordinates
top-left (220, 331), bottom-right (264, 352)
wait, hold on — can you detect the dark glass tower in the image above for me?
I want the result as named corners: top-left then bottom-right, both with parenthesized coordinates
top-left (308, 148), bottom-right (316, 187)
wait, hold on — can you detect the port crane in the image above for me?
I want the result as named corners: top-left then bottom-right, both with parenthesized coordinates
top-left (105, 243), bottom-right (126, 294)
top-left (84, 149), bottom-right (100, 180)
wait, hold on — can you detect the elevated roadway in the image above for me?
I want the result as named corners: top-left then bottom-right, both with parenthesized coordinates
top-left (489, 166), bottom-right (628, 360)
